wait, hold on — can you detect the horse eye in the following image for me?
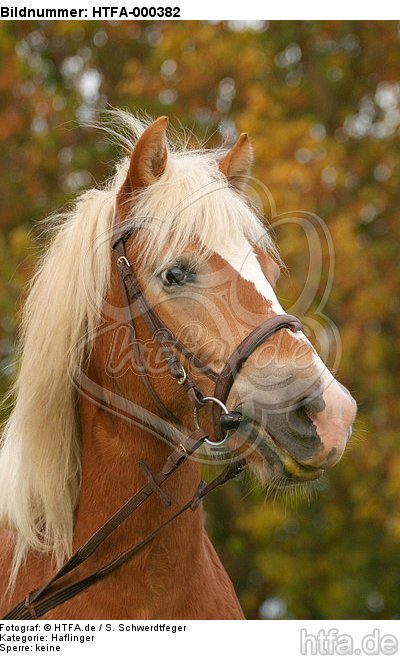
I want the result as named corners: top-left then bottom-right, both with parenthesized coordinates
top-left (160, 265), bottom-right (188, 287)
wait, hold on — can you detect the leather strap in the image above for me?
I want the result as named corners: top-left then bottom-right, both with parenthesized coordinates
top-left (3, 429), bottom-right (247, 620)
top-left (114, 241), bottom-right (210, 421)
top-left (114, 242), bottom-right (181, 421)
top-left (3, 429), bottom-right (212, 619)
top-left (115, 243), bottom-right (218, 381)
top-left (212, 314), bottom-right (304, 438)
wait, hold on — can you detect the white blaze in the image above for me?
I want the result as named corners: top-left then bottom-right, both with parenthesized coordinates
top-left (213, 239), bottom-right (285, 314)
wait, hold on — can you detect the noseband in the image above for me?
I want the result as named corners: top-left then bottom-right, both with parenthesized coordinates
top-left (112, 227), bottom-right (304, 444)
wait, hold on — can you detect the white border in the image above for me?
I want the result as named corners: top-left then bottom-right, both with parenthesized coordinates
top-left (0, 0), bottom-right (399, 20)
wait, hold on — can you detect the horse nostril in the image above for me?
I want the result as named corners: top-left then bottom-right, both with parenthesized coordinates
top-left (299, 393), bottom-right (325, 418)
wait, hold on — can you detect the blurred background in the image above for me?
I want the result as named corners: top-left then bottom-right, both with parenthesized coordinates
top-left (0, 20), bottom-right (399, 619)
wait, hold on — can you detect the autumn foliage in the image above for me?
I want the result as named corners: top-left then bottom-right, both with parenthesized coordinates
top-left (0, 20), bottom-right (399, 619)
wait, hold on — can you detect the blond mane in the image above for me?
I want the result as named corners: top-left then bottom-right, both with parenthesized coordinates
top-left (0, 110), bottom-right (278, 590)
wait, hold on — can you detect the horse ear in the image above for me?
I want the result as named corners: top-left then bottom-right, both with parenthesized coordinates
top-left (219, 133), bottom-right (253, 193)
top-left (117, 116), bottom-right (169, 218)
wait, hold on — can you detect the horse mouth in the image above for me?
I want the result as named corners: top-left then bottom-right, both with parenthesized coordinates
top-left (234, 415), bottom-right (323, 483)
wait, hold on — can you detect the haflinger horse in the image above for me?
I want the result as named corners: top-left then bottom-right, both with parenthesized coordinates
top-left (0, 112), bottom-right (356, 620)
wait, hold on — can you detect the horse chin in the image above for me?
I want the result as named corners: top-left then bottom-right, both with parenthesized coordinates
top-left (233, 417), bottom-right (323, 485)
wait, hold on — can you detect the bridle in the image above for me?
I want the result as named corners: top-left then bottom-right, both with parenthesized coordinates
top-left (112, 226), bottom-right (304, 444)
top-left (3, 226), bottom-right (303, 620)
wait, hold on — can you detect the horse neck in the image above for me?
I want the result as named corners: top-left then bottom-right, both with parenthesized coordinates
top-left (73, 368), bottom-right (205, 595)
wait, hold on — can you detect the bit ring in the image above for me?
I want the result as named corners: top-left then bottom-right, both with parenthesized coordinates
top-left (194, 396), bottom-right (231, 447)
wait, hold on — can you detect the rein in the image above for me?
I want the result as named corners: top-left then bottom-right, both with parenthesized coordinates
top-left (4, 429), bottom-right (246, 620)
top-left (2, 227), bottom-right (303, 620)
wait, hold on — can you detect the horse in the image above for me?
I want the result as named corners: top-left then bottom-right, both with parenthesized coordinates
top-left (0, 112), bottom-right (357, 620)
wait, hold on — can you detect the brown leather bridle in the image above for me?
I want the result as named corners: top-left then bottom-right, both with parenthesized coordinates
top-left (3, 227), bottom-right (303, 620)
top-left (112, 226), bottom-right (304, 444)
